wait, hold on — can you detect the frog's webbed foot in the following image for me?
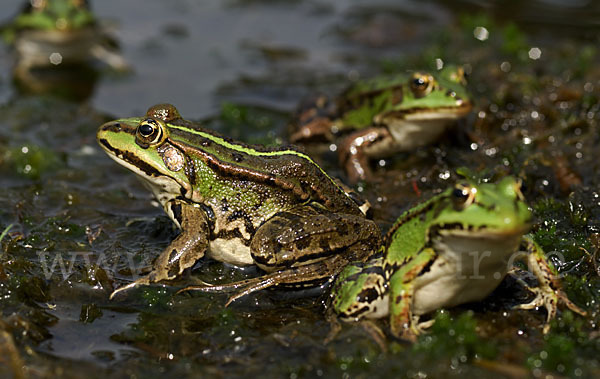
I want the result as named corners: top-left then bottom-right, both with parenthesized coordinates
top-left (324, 308), bottom-right (343, 345)
top-left (393, 316), bottom-right (430, 343)
top-left (516, 235), bottom-right (588, 333)
top-left (109, 276), bottom-right (151, 300)
top-left (514, 280), bottom-right (587, 334)
top-left (324, 310), bottom-right (388, 351)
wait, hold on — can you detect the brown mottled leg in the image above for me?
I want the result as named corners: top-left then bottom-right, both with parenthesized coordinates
top-left (179, 203), bottom-right (381, 303)
top-left (338, 127), bottom-right (393, 183)
top-left (289, 94), bottom-right (337, 143)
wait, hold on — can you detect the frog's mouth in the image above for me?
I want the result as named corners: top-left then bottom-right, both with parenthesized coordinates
top-left (432, 222), bottom-right (530, 239)
top-left (390, 102), bottom-right (473, 121)
top-left (98, 137), bottom-right (163, 179)
top-left (430, 223), bottom-right (530, 265)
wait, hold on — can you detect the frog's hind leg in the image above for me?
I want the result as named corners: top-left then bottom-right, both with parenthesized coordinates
top-left (180, 203), bottom-right (381, 304)
top-left (179, 255), bottom-right (350, 306)
top-left (250, 203), bottom-right (381, 273)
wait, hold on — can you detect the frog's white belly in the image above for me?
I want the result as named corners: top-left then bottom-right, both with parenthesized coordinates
top-left (207, 238), bottom-right (254, 266)
top-left (411, 229), bottom-right (523, 316)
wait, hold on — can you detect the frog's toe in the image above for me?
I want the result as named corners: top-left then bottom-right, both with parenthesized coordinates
top-left (414, 317), bottom-right (435, 334)
top-left (109, 276), bottom-right (150, 300)
top-left (557, 290), bottom-right (587, 317)
top-left (323, 311), bottom-right (342, 345)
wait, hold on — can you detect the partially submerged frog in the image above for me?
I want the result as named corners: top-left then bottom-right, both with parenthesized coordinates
top-left (290, 66), bottom-right (472, 182)
top-left (1, 0), bottom-right (127, 75)
top-left (97, 104), bottom-right (381, 301)
top-left (331, 177), bottom-right (586, 340)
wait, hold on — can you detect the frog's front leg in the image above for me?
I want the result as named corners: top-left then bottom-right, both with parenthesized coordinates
top-left (289, 94), bottom-right (337, 143)
top-left (338, 127), bottom-right (394, 183)
top-left (514, 235), bottom-right (587, 333)
top-left (388, 248), bottom-right (437, 341)
top-left (250, 202), bottom-right (381, 274)
top-left (110, 201), bottom-right (210, 299)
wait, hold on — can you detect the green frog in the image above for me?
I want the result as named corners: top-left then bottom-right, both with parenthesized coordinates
top-left (97, 104), bottom-right (381, 301)
top-left (331, 177), bottom-right (586, 340)
top-left (290, 66), bottom-right (472, 182)
top-left (1, 0), bottom-right (127, 74)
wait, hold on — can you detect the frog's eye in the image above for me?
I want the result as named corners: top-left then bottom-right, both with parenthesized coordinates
top-left (136, 118), bottom-right (165, 147)
top-left (453, 186), bottom-right (469, 199)
top-left (452, 183), bottom-right (476, 206)
top-left (410, 73), bottom-right (434, 98)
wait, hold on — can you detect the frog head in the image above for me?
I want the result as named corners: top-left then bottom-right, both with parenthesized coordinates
top-left (339, 66), bottom-right (472, 131)
top-left (97, 104), bottom-right (194, 207)
top-left (389, 65), bottom-right (472, 122)
top-left (12, 0), bottom-right (95, 31)
top-left (433, 176), bottom-right (531, 234)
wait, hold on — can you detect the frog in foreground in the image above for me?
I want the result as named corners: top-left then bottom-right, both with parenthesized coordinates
top-left (97, 104), bottom-right (381, 302)
top-left (331, 177), bottom-right (586, 340)
top-left (290, 66), bottom-right (472, 183)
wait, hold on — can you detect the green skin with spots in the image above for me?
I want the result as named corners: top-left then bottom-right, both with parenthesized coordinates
top-left (97, 104), bottom-right (381, 301)
top-left (332, 177), bottom-right (586, 340)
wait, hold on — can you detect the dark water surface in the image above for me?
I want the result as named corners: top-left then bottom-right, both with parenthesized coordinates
top-left (0, 0), bottom-right (599, 377)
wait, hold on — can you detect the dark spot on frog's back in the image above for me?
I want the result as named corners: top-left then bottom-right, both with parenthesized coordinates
top-left (319, 238), bottom-right (330, 252)
top-left (220, 198), bottom-right (229, 212)
top-left (295, 237), bottom-right (311, 251)
top-left (227, 210), bottom-right (249, 222)
top-left (231, 152), bottom-right (244, 163)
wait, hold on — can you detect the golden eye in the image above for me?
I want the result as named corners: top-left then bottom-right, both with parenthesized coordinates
top-left (136, 118), bottom-right (164, 147)
top-left (410, 73), bottom-right (434, 98)
top-left (452, 183), bottom-right (476, 207)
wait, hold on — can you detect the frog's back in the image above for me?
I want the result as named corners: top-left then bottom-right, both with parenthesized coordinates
top-left (167, 119), bottom-right (362, 215)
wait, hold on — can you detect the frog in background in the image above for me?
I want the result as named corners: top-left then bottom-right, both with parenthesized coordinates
top-left (290, 66), bottom-right (472, 182)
